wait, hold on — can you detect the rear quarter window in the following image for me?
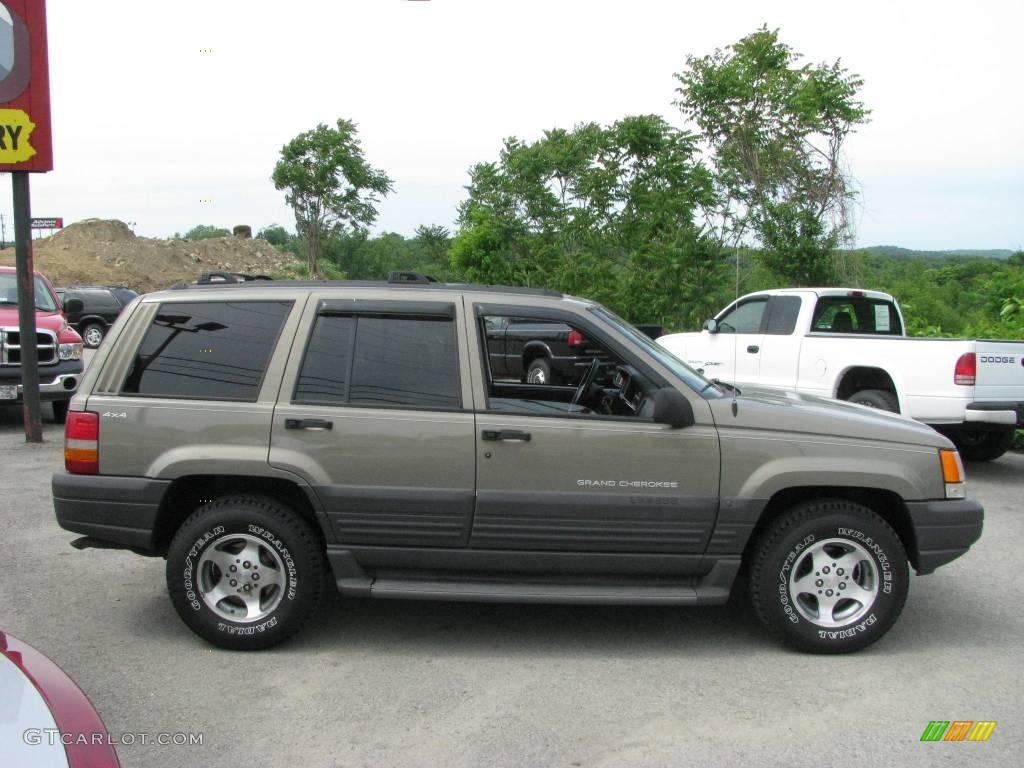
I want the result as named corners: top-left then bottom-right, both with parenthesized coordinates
top-left (120, 300), bottom-right (292, 401)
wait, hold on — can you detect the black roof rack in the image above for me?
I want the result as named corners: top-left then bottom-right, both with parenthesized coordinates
top-left (168, 273), bottom-right (563, 298)
top-left (387, 271), bottom-right (438, 284)
top-left (198, 271), bottom-right (274, 285)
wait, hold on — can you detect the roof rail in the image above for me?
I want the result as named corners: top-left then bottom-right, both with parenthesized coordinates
top-left (387, 271), bottom-right (438, 284)
top-left (197, 272), bottom-right (273, 285)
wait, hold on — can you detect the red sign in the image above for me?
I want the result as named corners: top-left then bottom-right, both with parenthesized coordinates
top-left (0, 0), bottom-right (52, 172)
top-left (30, 216), bottom-right (60, 228)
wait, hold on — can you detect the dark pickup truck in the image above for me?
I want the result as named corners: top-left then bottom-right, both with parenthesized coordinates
top-left (484, 315), bottom-right (606, 385)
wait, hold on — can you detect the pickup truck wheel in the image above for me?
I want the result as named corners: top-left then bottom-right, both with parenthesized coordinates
top-left (952, 427), bottom-right (1016, 462)
top-left (848, 389), bottom-right (899, 412)
top-left (81, 323), bottom-right (105, 349)
top-left (526, 358), bottom-right (558, 385)
top-left (166, 495), bottom-right (325, 650)
top-left (749, 499), bottom-right (909, 653)
top-left (51, 400), bottom-right (69, 424)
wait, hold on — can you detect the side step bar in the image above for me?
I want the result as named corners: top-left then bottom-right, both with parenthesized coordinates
top-left (369, 580), bottom-right (702, 605)
top-left (327, 549), bottom-right (739, 606)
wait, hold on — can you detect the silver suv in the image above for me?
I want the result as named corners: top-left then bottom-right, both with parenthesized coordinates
top-left (52, 275), bottom-right (984, 653)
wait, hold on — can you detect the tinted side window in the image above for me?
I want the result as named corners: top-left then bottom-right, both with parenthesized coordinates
top-left (763, 296), bottom-right (801, 335)
top-left (121, 301), bottom-right (291, 400)
top-left (293, 315), bottom-right (355, 404)
top-left (85, 290), bottom-right (120, 310)
top-left (718, 298), bottom-right (767, 334)
top-left (295, 314), bottom-right (461, 410)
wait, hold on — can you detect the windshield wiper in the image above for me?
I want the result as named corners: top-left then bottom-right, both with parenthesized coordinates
top-left (701, 378), bottom-right (741, 395)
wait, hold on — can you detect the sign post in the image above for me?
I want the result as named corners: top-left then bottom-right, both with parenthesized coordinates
top-left (1, 0), bottom-right (54, 443)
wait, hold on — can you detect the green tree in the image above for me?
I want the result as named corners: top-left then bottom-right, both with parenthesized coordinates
top-left (450, 115), bottom-right (725, 327)
top-left (675, 26), bottom-right (869, 285)
top-left (256, 224), bottom-right (293, 248)
top-left (180, 224), bottom-right (230, 240)
top-left (272, 119), bottom-right (393, 277)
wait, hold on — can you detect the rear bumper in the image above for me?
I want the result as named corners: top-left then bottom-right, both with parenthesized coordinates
top-left (964, 401), bottom-right (1024, 427)
top-left (52, 472), bottom-right (170, 552)
top-left (906, 498), bottom-right (984, 575)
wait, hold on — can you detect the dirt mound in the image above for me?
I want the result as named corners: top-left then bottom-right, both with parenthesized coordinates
top-left (0, 219), bottom-right (300, 293)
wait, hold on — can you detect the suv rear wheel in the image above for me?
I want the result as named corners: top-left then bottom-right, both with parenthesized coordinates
top-left (166, 495), bottom-right (325, 650)
top-left (81, 323), bottom-right (105, 349)
top-left (51, 400), bottom-right (69, 424)
top-left (526, 357), bottom-right (558, 385)
top-left (749, 499), bottom-right (909, 653)
top-left (949, 427), bottom-right (1015, 462)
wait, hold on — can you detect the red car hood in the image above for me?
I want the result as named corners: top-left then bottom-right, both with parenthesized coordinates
top-left (0, 307), bottom-right (69, 333)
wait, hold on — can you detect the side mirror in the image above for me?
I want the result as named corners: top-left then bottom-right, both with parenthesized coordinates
top-left (651, 387), bottom-right (695, 429)
top-left (63, 298), bottom-right (84, 314)
top-left (702, 319), bottom-right (718, 334)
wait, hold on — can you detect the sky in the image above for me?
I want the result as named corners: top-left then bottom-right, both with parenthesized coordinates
top-left (6, 0), bottom-right (1023, 250)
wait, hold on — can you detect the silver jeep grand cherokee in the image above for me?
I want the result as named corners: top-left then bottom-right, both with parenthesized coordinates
top-left (52, 274), bottom-right (983, 653)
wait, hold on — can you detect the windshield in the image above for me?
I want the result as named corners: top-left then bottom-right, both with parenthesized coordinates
top-left (589, 305), bottom-right (726, 398)
top-left (0, 273), bottom-right (59, 312)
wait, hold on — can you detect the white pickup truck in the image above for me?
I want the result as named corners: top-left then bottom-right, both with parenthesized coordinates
top-left (657, 288), bottom-right (1024, 460)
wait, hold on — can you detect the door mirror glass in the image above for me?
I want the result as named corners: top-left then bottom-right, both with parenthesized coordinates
top-left (702, 319), bottom-right (718, 333)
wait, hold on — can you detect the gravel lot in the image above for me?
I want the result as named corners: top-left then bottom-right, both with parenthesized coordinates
top-left (1, 406), bottom-right (1021, 767)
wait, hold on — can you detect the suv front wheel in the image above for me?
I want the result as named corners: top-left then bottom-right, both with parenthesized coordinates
top-left (748, 499), bottom-right (909, 653)
top-left (166, 495), bottom-right (325, 650)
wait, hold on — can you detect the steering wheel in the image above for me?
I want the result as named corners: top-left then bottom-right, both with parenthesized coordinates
top-left (571, 358), bottom-right (602, 406)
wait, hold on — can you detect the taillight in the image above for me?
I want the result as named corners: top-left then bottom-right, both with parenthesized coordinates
top-left (65, 411), bottom-right (99, 474)
top-left (954, 353), bottom-right (976, 386)
top-left (567, 329), bottom-right (585, 347)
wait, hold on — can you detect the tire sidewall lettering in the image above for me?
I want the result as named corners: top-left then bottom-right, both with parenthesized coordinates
top-left (182, 525), bottom-right (224, 612)
top-left (216, 616), bottom-right (279, 636)
top-left (777, 533), bottom-right (815, 624)
top-left (247, 524), bottom-right (299, 600)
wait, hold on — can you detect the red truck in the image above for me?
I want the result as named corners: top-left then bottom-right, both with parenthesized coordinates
top-left (0, 265), bottom-right (84, 422)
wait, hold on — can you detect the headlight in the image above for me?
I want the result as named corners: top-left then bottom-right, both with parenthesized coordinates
top-left (58, 342), bottom-right (83, 360)
top-left (940, 448), bottom-right (966, 499)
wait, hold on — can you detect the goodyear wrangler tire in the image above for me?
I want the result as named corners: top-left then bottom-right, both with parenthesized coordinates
top-left (166, 495), bottom-right (324, 650)
top-left (749, 499), bottom-right (909, 653)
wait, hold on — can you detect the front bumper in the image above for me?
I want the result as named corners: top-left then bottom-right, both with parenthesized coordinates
top-left (0, 360), bottom-right (84, 402)
top-left (52, 472), bottom-right (170, 552)
top-left (906, 498), bottom-right (984, 574)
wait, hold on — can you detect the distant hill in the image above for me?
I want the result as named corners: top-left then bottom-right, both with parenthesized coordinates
top-left (860, 245), bottom-right (1015, 260)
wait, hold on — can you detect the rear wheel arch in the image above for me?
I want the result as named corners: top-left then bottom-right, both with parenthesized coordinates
top-left (522, 342), bottom-right (552, 368)
top-left (835, 367), bottom-right (899, 407)
top-left (75, 314), bottom-right (107, 329)
top-left (152, 475), bottom-right (326, 555)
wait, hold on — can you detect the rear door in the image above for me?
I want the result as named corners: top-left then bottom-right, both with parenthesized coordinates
top-left (269, 294), bottom-right (477, 548)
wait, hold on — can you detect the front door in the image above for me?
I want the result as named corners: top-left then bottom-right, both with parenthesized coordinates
top-left (470, 304), bottom-right (721, 555)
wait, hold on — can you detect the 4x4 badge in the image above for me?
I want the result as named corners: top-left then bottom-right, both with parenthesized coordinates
top-left (101, 411), bottom-right (127, 418)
